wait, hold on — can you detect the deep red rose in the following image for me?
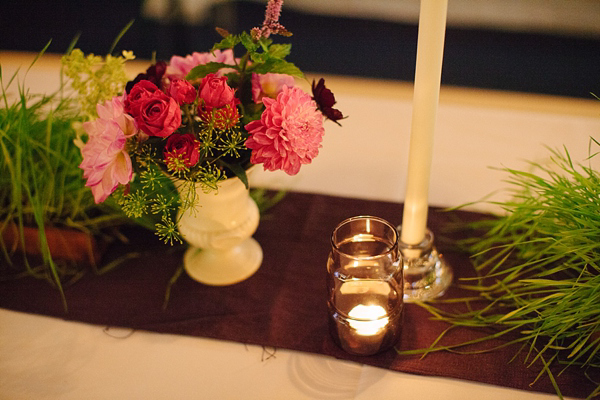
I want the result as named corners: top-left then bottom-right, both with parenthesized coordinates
top-left (135, 91), bottom-right (181, 138)
top-left (198, 73), bottom-right (236, 109)
top-left (311, 78), bottom-right (344, 125)
top-left (164, 133), bottom-right (200, 171)
top-left (125, 80), bottom-right (160, 118)
top-left (168, 79), bottom-right (197, 105)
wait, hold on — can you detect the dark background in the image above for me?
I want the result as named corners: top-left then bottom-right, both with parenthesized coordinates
top-left (2, 0), bottom-right (600, 99)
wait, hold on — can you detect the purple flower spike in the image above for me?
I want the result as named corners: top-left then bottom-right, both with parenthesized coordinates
top-left (251, 0), bottom-right (291, 40)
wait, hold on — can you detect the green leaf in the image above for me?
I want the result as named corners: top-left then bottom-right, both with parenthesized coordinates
top-left (211, 34), bottom-right (240, 51)
top-left (240, 31), bottom-right (259, 53)
top-left (250, 58), bottom-right (304, 78)
top-left (108, 19), bottom-right (134, 55)
top-left (219, 161), bottom-right (249, 189)
top-left (65, 33), bottom-right (81, 56)
top-left (247, 42), bottom-right (290, 65)
top-left (268, 43), bottom-right (292, 59)
top-left (241, 103), bottom-right (264, 125)
top-left (250, 52), bottom-right (268, 64)
top-left (186, 62), bottom-right (237, 81)
top-left (27, 40), bottom-right (52, 76)
top-left (258, 37), bottom-right (273, 49)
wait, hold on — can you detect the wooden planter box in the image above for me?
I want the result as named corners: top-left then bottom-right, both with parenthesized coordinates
top-left (2, 223), bottom-right (103, 266)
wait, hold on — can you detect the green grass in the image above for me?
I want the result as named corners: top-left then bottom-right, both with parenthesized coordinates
top-left (399, 141), bottom-right (600, 399)
top-left (0, 47), bottom-right (126, 309)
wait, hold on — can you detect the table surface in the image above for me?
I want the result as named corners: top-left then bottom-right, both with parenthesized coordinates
top-left (1, 51), bottom-right (599, 399)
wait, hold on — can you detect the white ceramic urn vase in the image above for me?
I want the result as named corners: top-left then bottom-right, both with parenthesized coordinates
top-left (176, 172), bottom-right (262, 285)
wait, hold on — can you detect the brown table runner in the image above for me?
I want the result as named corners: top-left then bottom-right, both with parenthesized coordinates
top-left (0, 192), bottom-right (595, 398)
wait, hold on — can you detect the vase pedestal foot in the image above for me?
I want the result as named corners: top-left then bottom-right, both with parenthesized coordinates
top-left (183, 238), bottom-right (263, 286)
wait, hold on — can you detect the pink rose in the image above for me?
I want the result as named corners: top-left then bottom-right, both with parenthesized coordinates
top-left (168, 79), bottom-right (197, 105)
top-left (164, 133), bottom-right (200, 172)
top-left (136, 91), bottom-right (182, 138)
top-left (251, 73), bottom-right (295, 103)
top-left (167, 49), bottom-right (236, 80)
top-left (125, 80), bottom-right (160, 118)
top-left (198, 74), bottom-right (236, 109)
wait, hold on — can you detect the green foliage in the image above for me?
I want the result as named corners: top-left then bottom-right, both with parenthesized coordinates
top-left (186, 31), bottom-right (304, 82)
top-left (401, 141), bottom-right (600, 398)
top-left (0, 54), bottom-right (127, 309)
top-left (185, 62), bottom-right (231, 81)
top-left (59, 48), bottom-right (197, 245)
top-left (61, 49), bottom-right (135, 118)
top-left (250, 58), bottom-right (303, 78)
top-left (111, 164), bottom-right (183, 244)
top-left (267, 43), bottom-right (292, 59)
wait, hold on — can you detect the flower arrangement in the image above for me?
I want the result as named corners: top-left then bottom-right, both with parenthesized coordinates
top-left (63, 0), bottom-right (343, 244)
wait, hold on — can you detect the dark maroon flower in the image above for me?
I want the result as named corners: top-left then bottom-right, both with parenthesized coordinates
top-left (311, 78), bottom-right (344, 125)
top-left (126, 61), bottom-right (167, 93)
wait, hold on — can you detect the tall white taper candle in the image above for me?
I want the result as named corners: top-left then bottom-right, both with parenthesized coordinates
top-left (401, 0), bottom-right (448, 246)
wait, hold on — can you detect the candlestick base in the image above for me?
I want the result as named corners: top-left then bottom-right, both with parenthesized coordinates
top-left (397, 227), bottom-right (453, 302)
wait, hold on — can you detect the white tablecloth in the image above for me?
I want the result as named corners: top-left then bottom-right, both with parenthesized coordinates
top-left (1, 51), bottom-right (598, 399)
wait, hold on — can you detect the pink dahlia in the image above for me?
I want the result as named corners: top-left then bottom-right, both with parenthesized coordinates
top-left (245, 86), bottom-right (324, 175)
top-left (80, 96), bottom-right (136, 203)
top-left (167, 49), bottom-right (236, 80)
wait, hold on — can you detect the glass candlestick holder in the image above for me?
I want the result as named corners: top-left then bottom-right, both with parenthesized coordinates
top-left (397, 227), bottom-right (453, 302)
top-left (327, 216), bottom-right (404, 356)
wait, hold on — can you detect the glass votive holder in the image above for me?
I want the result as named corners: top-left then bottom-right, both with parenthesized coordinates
top-left (327, 216), bottom-right (404, 356)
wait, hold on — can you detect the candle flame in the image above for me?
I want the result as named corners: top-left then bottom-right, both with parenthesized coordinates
top-left (348, 304), bottom-right (389, 336)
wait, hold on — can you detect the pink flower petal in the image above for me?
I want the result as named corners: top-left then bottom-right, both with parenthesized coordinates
top-left (244, 86), bottom-right (324, 175)
top-left (79, 96), bottom-right (136, 203)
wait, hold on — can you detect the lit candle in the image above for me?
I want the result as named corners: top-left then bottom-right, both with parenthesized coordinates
top-left (401, 0), bottom-right (448, 246)
top-left (347, 304), bottom-right (389, 336)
